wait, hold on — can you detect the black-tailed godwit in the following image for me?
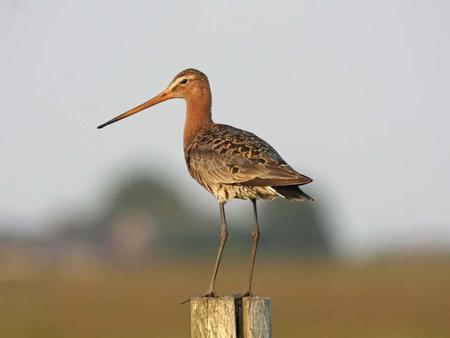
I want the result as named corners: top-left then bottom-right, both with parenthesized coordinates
top-left (98, 68), bottom-right (313, 297)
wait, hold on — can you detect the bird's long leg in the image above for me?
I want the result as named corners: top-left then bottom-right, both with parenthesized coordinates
top-left (243, 199), bottom-right (260, 297)
top-left (205, 202), bottom-right (228, 297)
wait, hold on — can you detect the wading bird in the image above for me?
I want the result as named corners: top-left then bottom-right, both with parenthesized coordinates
top-left (98, 69), bottom-right (313, 297)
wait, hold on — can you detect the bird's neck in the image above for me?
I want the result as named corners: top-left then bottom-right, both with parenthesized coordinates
top-left (183, 94), bottom-right (213, 147)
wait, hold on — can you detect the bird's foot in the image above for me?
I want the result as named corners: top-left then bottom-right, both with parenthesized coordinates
top-left (180, 290), bottom-right (218, 305)
top-left (233, 290), bottom-right (254, 300)
top-left (202, 290), bottom-right (218, 298)
top-left (241, 290), bottom-right (254, 298)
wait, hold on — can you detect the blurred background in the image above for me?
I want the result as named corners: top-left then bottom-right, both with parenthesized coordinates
top-left (1, 1), bottom-right (449, 337)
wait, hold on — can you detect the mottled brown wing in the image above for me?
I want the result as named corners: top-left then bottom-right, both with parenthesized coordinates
top-left (186, 124), bottom-right (312, 187)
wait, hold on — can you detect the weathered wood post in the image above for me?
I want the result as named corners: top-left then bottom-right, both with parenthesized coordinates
top-left (191, 296), bottom-right (272, 338)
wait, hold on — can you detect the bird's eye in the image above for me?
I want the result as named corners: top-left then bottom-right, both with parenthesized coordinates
top-left (180, 78), bottom-right (188, 84)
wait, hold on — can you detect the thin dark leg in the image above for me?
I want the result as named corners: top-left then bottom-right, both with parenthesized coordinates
top-left (205, 202), bottom-right (228, 297)
top-left (243, 199), bottom-right (260, 297)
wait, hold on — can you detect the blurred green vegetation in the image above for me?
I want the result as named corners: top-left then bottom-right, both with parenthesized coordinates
top-left (23, 171), bottom-right (332, 264)
top-left (1, 170), bottom-right (449, 337)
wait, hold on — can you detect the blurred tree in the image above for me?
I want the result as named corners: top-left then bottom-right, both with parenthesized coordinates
top-left (96, 173), bottom-right (217, 257)
top-left (52, 171), bottom-right (332, 261)
top-left (259, 199), bottom-right (331, 256)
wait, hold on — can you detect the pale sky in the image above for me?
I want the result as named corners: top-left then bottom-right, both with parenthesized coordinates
top-left (1, 0), bottom-right (449, 257)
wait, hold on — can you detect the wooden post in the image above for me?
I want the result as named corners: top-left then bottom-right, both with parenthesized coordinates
top-left (190, 296), bottom-right (272, 338)
top-left (241, 297), bottom-right (272, 337)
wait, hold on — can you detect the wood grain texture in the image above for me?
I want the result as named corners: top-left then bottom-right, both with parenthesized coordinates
top-left (190, 296), bottom-right (272, 338)
top-left (191, 296), bottom-right (237, 338)
top-left (242, 297), bottom-right (272, 338)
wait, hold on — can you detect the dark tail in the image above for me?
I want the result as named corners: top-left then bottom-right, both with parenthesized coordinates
top-left (273, 185), bottom-right (314, 202)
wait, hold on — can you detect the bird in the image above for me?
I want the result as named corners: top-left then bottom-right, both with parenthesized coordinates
top-left (97, 68), bottom-right (313, 298)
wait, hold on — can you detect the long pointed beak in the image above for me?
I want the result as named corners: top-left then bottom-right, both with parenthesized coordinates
top-left (97, 90), bottom-right (171, 129)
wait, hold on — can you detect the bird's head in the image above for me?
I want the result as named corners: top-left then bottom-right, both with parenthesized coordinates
top-left (166, 68), bottom-right (211, 100)
top-left (97, 68), bottom-right (210, 129)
